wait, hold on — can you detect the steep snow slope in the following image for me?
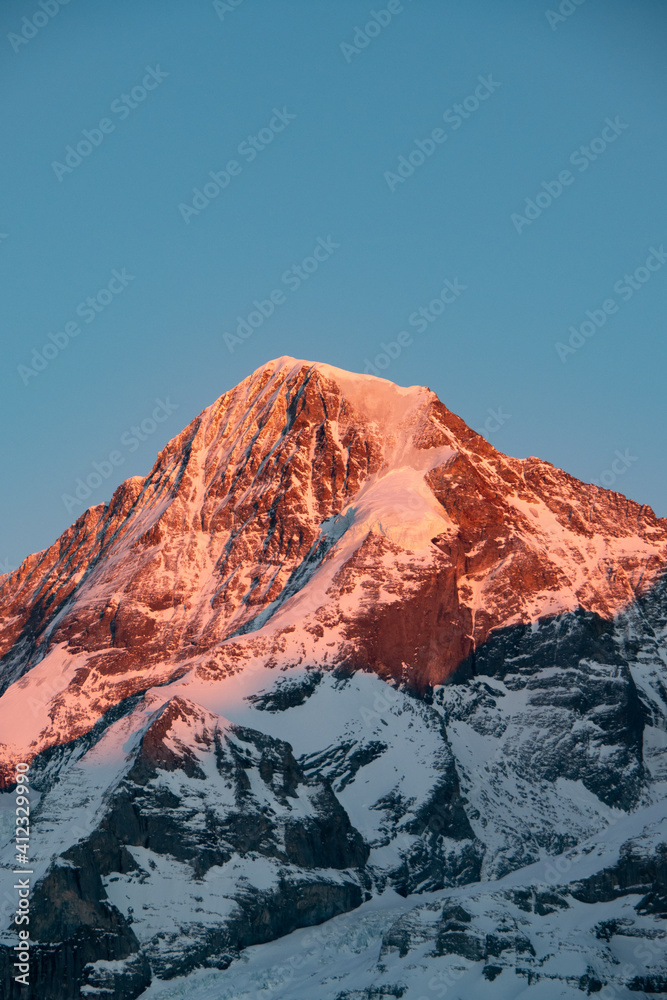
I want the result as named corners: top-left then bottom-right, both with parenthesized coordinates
top-left (0, 358), bottom-right (665, 778)
top-left (134, 801), bottom-right (667, 1000)
top-left (0, 358), bottom-right (665, 999)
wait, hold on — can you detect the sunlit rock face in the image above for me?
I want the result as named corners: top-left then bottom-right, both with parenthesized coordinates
top-left (0, 358), bottom-right (666, 999)
top-left (1, 357), bottom-right (665, 772)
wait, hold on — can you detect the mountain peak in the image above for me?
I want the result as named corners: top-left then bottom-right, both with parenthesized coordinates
top-left (0, 360), bottom-right (665, 776)
top-left (234, 355), bottom-right (435, 433)
top-left (247, 354), bottom-right (421, 388)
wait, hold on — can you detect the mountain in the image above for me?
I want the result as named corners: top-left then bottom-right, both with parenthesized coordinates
top-left (0, 357), bottom-right (666, 999)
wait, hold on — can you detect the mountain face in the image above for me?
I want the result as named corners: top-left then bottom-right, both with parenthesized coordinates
top-left (0, 357), bottom-right (666, 999)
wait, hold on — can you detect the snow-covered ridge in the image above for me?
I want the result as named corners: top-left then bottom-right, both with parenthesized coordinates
top-left (0, 358), bottom-right (666, 999)
top-left (0, 357), bottom-right (665, 775)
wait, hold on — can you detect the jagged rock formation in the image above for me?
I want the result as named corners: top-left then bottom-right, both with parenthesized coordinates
top-left (0, 358), bottom-right (665, 999)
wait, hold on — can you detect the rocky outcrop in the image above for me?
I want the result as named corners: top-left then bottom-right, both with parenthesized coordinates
top-left (0, 840), bottom-right (150, 1000)
top-left (442, 609), bottom-right (647, 810)
top-left (0, 695), bottom-right (370, 998)
top-left (0, 358), bottom-right (665, 997)
top-left (1, 358), bottom-right (666, 777)
top-left (570, 840), bottom-right (667, 909)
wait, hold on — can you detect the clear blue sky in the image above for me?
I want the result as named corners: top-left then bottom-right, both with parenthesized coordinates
top-left (1, 0), bottom-right (666, 568)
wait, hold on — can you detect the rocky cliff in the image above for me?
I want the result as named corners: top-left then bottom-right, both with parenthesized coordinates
top-left (0, 358), bottom-right (665, 998)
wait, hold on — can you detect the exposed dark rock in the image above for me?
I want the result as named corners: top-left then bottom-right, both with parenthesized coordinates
top-left (433, 929), bottom-right (486, 961)
top-left (334, 987), bottom-right (407, 999)
top-left (483, 964), bottom-right (503, 981)
top-left (0, 853), bottom-right (150, 1000)
top-left (246, 669), bottom-right (323, 711)
top-left (627, 974), bottom-right (667, 992)
top-left (579, 971), bottom-right (604, 993)
top-left (299, 738), bottom-right (388, 793)
top-left (148, 876), bottom-right (365, 980)
top-left (446, 609), bottom-right (646, 810)
top-left (570, 842), bottom-right (667, 904)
